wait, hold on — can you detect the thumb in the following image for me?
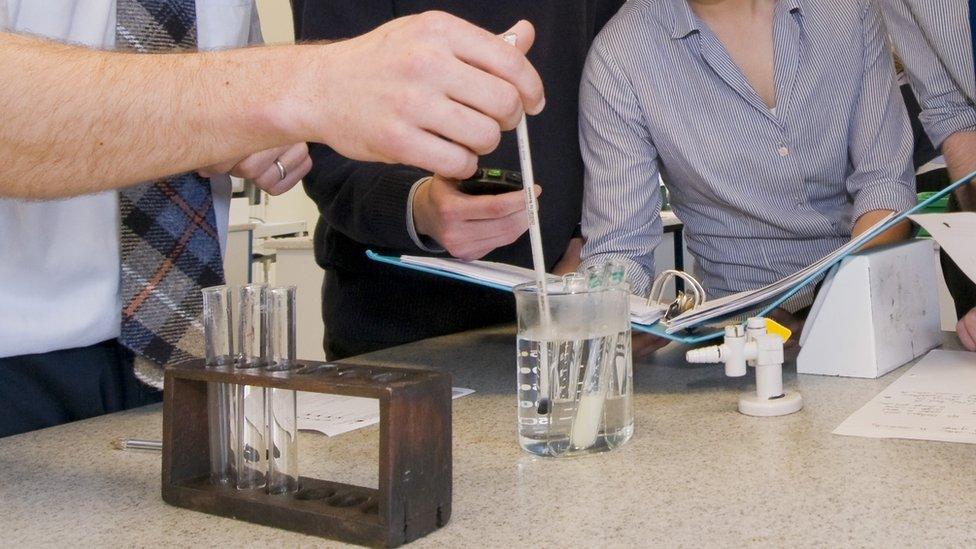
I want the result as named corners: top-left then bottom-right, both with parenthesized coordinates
top-left (501, 20), bottom-right (536, 54)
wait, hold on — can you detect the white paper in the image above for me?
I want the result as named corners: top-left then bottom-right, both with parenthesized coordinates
top-left (833, 350), bottom-right (976, 444)
top-left (297, 387), bottom-right (474, 437)
top-left (399, 255), bottom-right (666, 325)
top-left (909, 212), bottom-right (976, 284)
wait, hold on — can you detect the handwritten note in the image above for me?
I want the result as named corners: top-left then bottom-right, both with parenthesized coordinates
top-left (834, 350), bottom-right (976, 443)
top-left (297, 388), bottom-right (474, 437)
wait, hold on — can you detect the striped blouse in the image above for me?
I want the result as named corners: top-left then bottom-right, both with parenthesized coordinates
top-left (879, 0), bottom-right (976, 148)
top-left (578, 0), bottom-right (916, 307)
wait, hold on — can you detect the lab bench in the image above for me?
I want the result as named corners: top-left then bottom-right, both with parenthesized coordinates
top-left (2, 327), bottom-right (971, 547)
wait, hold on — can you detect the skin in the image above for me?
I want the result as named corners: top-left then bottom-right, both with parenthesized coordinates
top-left (551, 237), bottom-right (585, 275)
top-left (942, 131), bottom-right (976, 211)
top-left (198, 143), bottom-right (311, 196)
top-left (941, 131), bottom-right (976, 350)
top-left (958, 309), bottom-right (976, 351)
top-left (412, 174), bottom-right (540, 261)
top-left (0, 13), bottom-right (544, 199)
top-left (412, 174), bottom-right (584, 267)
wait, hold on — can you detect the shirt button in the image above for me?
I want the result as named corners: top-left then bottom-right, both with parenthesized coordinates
top-left (777, 144), bottom-right (790, 157)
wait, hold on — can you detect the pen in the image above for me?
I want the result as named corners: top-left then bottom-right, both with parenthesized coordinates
top-left (111, 438), bottom-right (162, 452)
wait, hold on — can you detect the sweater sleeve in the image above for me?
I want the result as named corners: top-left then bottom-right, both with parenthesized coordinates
top-left (303, 143), bottom-right (433, 253)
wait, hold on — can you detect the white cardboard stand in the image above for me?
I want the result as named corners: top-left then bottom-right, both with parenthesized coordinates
top-left (797, 239), bottom-right (941, 378)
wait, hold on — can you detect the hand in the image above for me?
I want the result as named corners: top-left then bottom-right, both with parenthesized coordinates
top-left (551, 237), bottom-right (584, 276)
top-left (297, 14), bottom-right (545, 180)
top-left (767, 307), bottom-right (806, 352)
top-left (413, 174), bottom-right (540, 261)
top-left (632, 332), bottom-right (669, 361)
top-left (958, 308), bottom-right (976, 351)
top-left (198, 143), bottom-right (311, 196)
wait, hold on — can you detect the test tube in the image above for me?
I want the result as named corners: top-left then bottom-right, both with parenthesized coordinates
top-left (562, 273), bottom-right (586, 293)
top-left (202, 285), bottom-right (236, 486)
top-left (603, 260), bottom-right (627, 287)
top-left (265, 286), bottom-right (299, 494)
top-left (585, 265), bottom-right (604, 290)
top-left (238, 283), bottom-right (269, 369)
top-left (236, 283), bottom-right (268, 490)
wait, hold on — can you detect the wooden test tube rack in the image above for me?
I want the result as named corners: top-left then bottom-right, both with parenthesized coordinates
top-left (161, 359), bottom-right (452, 548)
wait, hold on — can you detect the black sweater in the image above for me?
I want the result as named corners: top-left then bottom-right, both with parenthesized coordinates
top-left (293, 0), bottom-right (623, 358)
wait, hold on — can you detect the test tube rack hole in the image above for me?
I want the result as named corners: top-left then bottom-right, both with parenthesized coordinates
top-left (161, 359), bottom-right (452, 548)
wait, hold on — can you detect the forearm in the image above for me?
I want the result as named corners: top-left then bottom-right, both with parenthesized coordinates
top-left (0, 32), bottom-right (301, 198)
top-left (3, 13), bottom-right (548, 199)
top-left (851, 209), bottom-right (911, 250)
top-left (942, 131), bottom-right (976, 211)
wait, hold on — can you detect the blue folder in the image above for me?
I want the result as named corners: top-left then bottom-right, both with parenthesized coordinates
top-left (369, 169), bottom-right (975, 345)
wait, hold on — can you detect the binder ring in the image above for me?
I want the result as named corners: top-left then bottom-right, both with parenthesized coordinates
top-left (648, 270), bottom-right (706, 324)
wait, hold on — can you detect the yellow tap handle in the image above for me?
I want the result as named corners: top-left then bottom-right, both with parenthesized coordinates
top-left (764, 318), bottom-right (792, 343)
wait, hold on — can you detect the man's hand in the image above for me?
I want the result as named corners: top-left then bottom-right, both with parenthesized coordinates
top-left (198, 143), bottom-right (311, 196)
top-left (767, 307), bottom-right (806, 353)
top-left (294, 14), bottom-right (545, 180)
top-left (0, 14), bottom-right (542, 198)
top-left (632, 332), bottom-right (669, 361)
top-left (413, 174), bottom-right (539, 261)
top-left (958, 308), bottom-right (976, 351)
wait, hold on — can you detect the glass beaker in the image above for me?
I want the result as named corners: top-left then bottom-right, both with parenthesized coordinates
top-left (514, 281), bottom-right (634, 457)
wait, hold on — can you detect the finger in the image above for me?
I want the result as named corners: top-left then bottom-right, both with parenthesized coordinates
top-left (446, 19), bottom-right (545, 115)
top-left (253, 143), bottom-right (310, 194)
top-left (252, 144), bottom-right (305, 189)
top-left (396, 127), bottom-right (478, 179)
top-left (265, 155), bottom-right (312, 196)
top-left (438, 207), bottom-right (528, 259)
top-left (959, 317), bottom-right (976, 351)
top-left (501, 20), bottom-right (536, 55)
top-left (444, 62), bottom-right (524, 130)
top-left (449, 241), bottom-right (496, 262)
top-left (450, 187), bottom-right (538, 221)
top-left (632, 340), bottom-right (657, 361)
top-left (420, 96), bottom-right (502, 156)
top-left (199, 156), bottom-right (247, 177)
top-left (453, 184), bottom-right (540, 221)
top-left (465, 208), bottom-right (530, 246)
top-left (633, 333), bottom-right (668, 353)
top-left (231, 146), bottom-right (290, 180)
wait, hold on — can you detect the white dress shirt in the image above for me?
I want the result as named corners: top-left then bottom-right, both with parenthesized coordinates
top-left (0, 0), bottom-right (261, 358)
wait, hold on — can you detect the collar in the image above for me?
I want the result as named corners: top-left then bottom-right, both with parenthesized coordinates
top-left (669, 0), bottom-right (700, 39)
top-left (670, 0), bottom-right (805, 40)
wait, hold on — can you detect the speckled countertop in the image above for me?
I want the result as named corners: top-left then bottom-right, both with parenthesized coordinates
top-left (3, 327), bottom-right (974, 547)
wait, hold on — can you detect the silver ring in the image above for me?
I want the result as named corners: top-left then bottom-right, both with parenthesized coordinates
top-left (274, 159), bottom-right (287, 181)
